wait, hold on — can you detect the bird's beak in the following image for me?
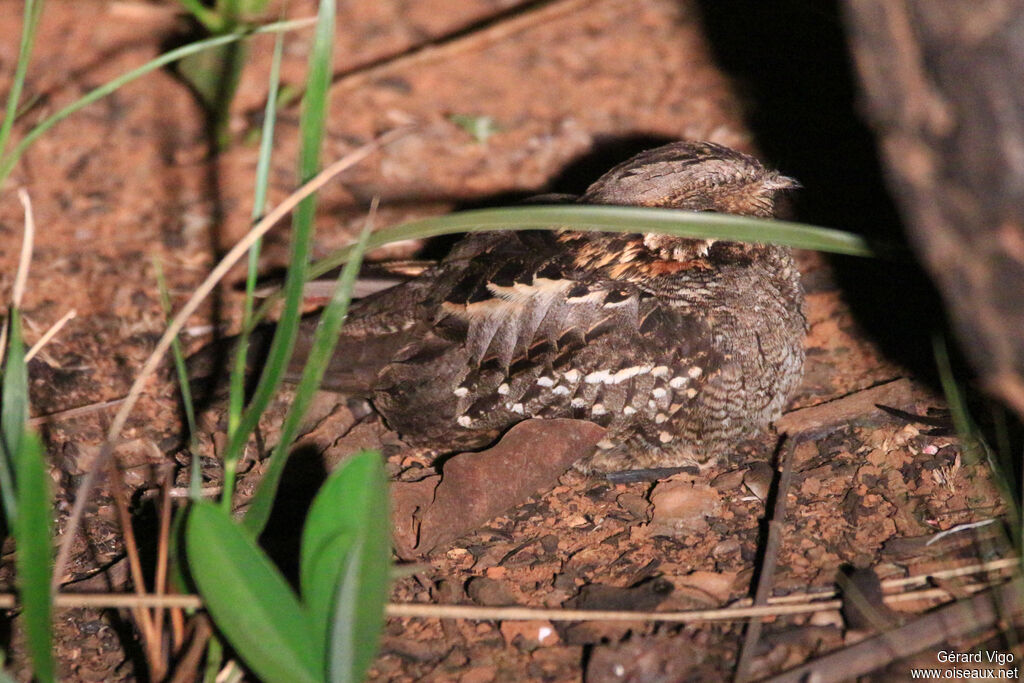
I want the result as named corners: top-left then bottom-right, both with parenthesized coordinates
top-left (764, 173), bottom-right (801, 191)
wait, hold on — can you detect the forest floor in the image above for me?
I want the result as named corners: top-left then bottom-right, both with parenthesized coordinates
top-left (0, 0), bottom-right (1017, 680)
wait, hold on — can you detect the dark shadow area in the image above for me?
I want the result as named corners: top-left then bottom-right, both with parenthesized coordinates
top-left (256, 443), bottom-right (330, 584)
top-left (692, 0), bottom-right (952, 387)
top-left (159, 21), bottom-right (233, 440)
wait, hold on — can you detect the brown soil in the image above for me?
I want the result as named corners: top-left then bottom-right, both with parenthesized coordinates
top-left (0, 0), bottom-right (1016, 681)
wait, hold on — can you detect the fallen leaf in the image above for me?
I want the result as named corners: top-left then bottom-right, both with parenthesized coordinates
top-left (392, 418), bottom-right (605, 557)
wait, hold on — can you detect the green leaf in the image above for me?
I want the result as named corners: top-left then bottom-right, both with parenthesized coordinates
top-left (13, 431), bottom-right (54, 683)
top-left (299, 452), bottom-right (390, 683)
top-left (186, 501), bottom-right (321, 683)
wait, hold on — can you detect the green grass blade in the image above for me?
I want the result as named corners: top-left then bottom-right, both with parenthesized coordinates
top-left (317, 206), bottom-right (877, 274)
top-left (14, 430), bottom-right (54, 683)
top-left (223, 24), bottom-right (286, 506)
top-left (177, 0), bottom-right (226, 32)
top-left (220, 0), bottom-right (335, 511)
top-left (299, 452), bottom-right (389, 683)
top-left (0, 17), bottom-right (315, 186)
top-left (0, 0), bottom-right (44, 163)
top-left (3, 310), bottom-right (54, 682)
top-left (933, 335), bottom-right (1021, 527)
top-left (0, 308), bottom-right (29, 523)
top-left (186, 501), bottom-right (320, 683)
top-left (250, 206), bottom-right (880, 334)
top-left (242, 221), bottom-right (371, 536)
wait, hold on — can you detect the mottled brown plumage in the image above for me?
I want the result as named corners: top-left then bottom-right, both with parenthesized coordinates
top-left (288, 141), bottom-right (806, 472)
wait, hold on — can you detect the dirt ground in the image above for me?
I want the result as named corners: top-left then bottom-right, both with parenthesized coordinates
top-left (0, 0), bottom-right (1018, 681)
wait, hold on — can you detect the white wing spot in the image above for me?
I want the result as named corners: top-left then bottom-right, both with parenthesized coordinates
top-left (612, 365), bottom-right (653, 383)
top-left (454, 386), bottom-right (470, 397)
top-left (655, 413), bottom-right (668, 424)
top-left (497, 383), bottom-right (510, 395)
top-left (652, 387), bottom-right (667, 398)
top-left (537, 376), bottom-right (555, 387)
top-left (457, 415), bottom-right (472, 427)
top-left (651, 366), bottom-right (670, 378)
top-left (571, 397), bottom-right (587, 408)
top-left (623, 406), bottom-right (637, 415)
top-left (591, 403), bottom-right (607, 416)
top-left (510, 403), bottom-right (525, 415)
top-left (658, 431), bottom-right (674, 443)
top-left (552, 385), bottom-right (571, 395)
top-left (688, 366), bottom-right (703, 379)
top-left (669, 376), bottom-right (687, 389)
top-left (563, 369), bottom-right (581, 383)
top-left (596, 439), bottom-right (615, 449)
top-left (686, 388), bottom-right (698, 398)
top-left (586, 366), bottom-right (651, 385)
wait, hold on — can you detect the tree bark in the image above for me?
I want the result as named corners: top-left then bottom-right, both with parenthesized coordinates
top-left (841, 0), bottom-right (1024, 417)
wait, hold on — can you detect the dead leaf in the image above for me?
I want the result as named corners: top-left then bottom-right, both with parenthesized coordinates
top-left (392, 418), bottom-right (605, 557)
top-left (648, 473), bottom-right (722, 535)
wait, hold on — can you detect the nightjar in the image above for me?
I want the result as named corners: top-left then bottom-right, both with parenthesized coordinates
top-left (275, 141), bottom-right (807, 472)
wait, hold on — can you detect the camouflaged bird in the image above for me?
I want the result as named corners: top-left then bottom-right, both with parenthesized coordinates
top-left (279, 141), bottom-right (806, 473)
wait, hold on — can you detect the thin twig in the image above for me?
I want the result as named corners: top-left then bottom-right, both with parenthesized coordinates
top-left (736, 438), bottom-right (798, 682)
top-left (50, 129), bottom-right (407, 593)
top-left (1, 188), bottom-right (36, 358)
top-left (104, 454), bottom-right (160, 676)
top-left (169, 616), bottom-right (212, 683)
top-left (25, 308), bottom-right (75, 362)
top-left (13, 188), bottom-right (34, 308)
top-left (765, 578), bottom-right (1024, 683)
top-left (28, 397), bottom-right (125, 426)
top-left (0, 578), bottom-right (1010, 616)
top-left (152, 466), bottom-right (174, 674)
top-left (725, 556), bottom-right (1021, 607)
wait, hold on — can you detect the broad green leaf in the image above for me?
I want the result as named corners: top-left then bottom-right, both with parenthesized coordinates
top-left (299, 452), bottom-right (390, 683)
top-left (186, 501), bottom-right (320, 683)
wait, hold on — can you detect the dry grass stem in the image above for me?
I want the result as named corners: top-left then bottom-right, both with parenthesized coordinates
top-left (0, 576), bottom-right (1012, 618)
top-left (25, 308), bottom-right (75, 362)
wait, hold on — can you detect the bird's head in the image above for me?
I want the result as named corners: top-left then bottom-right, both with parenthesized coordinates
top-left (579, 141), bottom-right (799, 261)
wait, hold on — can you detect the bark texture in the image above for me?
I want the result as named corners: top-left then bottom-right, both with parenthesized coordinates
top-left (842, 0), bottom-right (1024, 416)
